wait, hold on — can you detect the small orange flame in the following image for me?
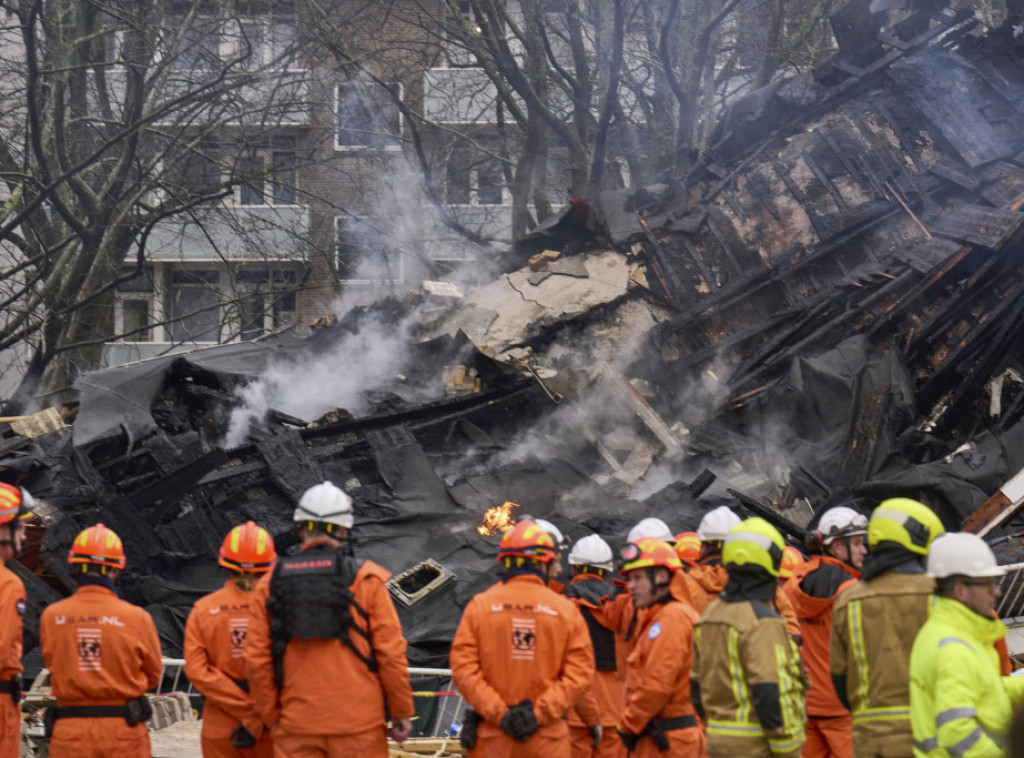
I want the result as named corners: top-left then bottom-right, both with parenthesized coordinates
top-left (477, 501), bottom-right (520, 536)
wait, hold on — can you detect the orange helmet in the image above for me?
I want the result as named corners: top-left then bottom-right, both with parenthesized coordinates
top-left (778, 545), bottom-right (804, 580)
top-left (218, 521), bottom-right (276, 573)
top-left (621, 538), bottom-right (682, 574)
top-left (497, 520), bottom-right (556, 564)
top-left (674, 531), bottom-right (701, 566)
top-left (0, 483), bottom-right (34, 526)
top-left (68, 523), bottom-right (125, 570)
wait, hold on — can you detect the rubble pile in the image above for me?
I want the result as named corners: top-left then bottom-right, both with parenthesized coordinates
top-left (6, 0), bottom-right (1024, 679)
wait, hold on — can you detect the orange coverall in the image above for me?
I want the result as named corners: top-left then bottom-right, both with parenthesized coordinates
top-left (450, 573), bottom-right (595, 758)
top-left (783, 555), bottom-right (859, 758)
top-left (245, 554), bottom-right (414, 757)
top-left (39, 583), bottom-right (163, 758)
top-left (0, 563), bottom-right (25, 758)
top-left (184, 579), bottom-right (273, 758)
top-left (620, 593), bottom-right (704, 758)
top-left (564, 574), bottom-right (626, 758)
top-left (680, 561), bottom-right (800, 637)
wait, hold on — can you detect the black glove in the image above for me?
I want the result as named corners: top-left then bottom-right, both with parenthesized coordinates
top-left (617, 726), bottom-right (639, 751)
top-left (588, 724), bottom-right (603, 747)
top-left (499, 700), bottom-right (538, 742)
top-left (459, 709), bottom-right (480, 750)
top-left (231, 725), bottom-right (257, 749)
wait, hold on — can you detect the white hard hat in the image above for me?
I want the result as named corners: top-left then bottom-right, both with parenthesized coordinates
top-left (294, 481), bottom-right (354, 529)
top-left (627, 517), bottom-right (674, 544)
top-left (927, 532), bottom-right (1005, 579)
top-left (568, 534), bottom-right (613, 571)
top-left (697, 506), bottom-right (742, 541)
top-left (533, 518), bottom-right (567, 552)
top-left (817, 506), bottom-right (868, 545)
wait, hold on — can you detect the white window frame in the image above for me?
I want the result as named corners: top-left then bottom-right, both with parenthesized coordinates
top-left (334, 81), bottom-right (404, 152)
top-left (447, 145), bottom-right (508, 207)
top-left (234, 148), bottom-right (298, 207)
top-left (230, 267), bottom-right (300, 341)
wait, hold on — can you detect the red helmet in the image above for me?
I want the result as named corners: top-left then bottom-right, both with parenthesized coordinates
top-left (68, 523), bottom-right (125, 570)
top-left (778, 545), bottom-right (804, 580)
top-left (621, 538), bottom-right (682, 575)
top-left (218, 521), bottom-right (276, 573)
top-left (497, 520), bottom-right (556, 564)
top-left (674, 531), bottom-right (701, 566)
top-left (0, 483), bottom-right (34, 526)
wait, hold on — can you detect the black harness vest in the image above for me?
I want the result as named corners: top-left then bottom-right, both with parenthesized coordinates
top-left (265, 548), bottom-right (377, 688)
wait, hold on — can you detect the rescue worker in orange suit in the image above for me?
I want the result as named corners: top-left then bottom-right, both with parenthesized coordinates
top-left (679, 506), bottom-right (800, 639)
top-left (246, 481), bottom-right (414, 757)
top-left (829, 499), bottom-right (944, 758)
top-left (39, 524), bottom-right (163, 758)
top-left (450, 519), bottom-right (594, 757)
top-left (563, 535), bottom-right (625, 758)
top-left (0, 484), bottom-right (33, 758)
top-left (185, 521), bottom-right (278, 758)
top-left (692, 518), bottom-right (807, 758)
top-left (616, 538), bottom-right (703, 758)
top-left (783, 504), bottom-right (867, 758)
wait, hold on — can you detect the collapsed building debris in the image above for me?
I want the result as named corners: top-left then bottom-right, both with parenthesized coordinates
top-left (6, 0), bottom-right (1024, 704)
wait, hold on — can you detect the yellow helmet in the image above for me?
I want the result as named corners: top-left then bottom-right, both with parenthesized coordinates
top-left (723, 518), bottom-right (785, 577)
top-left (867, 498), bottom-right (944, 555)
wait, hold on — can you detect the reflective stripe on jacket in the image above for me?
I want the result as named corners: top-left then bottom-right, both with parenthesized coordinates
top-left (693, 597), bottom-right (807, 758)
top-left (831, 571), bottom-right (932, 758)
top-left (909, 596), bottom-right (1024, 758)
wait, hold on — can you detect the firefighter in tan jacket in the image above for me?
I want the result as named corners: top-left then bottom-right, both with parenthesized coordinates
top-left (692, 517), bottom-right (807, 758)
top-left (830, 499), bottom-right (944, 758)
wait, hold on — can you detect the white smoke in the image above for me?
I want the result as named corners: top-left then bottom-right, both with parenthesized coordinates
top-left (222, 305), bottom-right (421, 449)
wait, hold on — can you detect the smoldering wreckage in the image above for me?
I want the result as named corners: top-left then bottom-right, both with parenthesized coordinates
top-left (8, 0), bottom-right (1024, 746)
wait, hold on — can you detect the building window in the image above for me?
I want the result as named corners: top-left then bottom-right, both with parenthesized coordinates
top-left (174, 20), bottom-right (222, 70)
top-left (121, 300), bottom-right (152, 342)
top-left (447, 146), bottom-right (505, 205)
top-left (232, 18), bottom-right (297, 70)
top-left (336, 216), bottom-right (399, 281)
top-left (115, 266), bottom-right (155, 342)
top-left (168, 269), bottom-right (221, 343)
top-left (234, 269), bottom-right (297, 340)
top-left (336, 81), bottom-right (402, 150)
top-left (176, 143), bottom-right (221, 200)
top-left (236, 147), bottom-right (297, 206)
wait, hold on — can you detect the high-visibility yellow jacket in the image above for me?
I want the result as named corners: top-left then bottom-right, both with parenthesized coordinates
top-left (909, 596), bottom-right (1024, 758)
top-left (831, 570), bottom-right (932, 758)
top-left (692, 596), bottom-right (808, 758)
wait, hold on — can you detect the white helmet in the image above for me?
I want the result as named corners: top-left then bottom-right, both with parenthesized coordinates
top-left (817, 506), bottom-right (868, 545)
top-left (294, 481), bottom-right (354, 529)
top-left (697, 506), bottom-right (742, 542)
top-left (568, 535), bottom-right (613, 571)
top-left (525, 516), bottom-right (567, 552)
top-left (927, 532), bottom-right (1005, 579)
top-left (627, 517), bottom-right (674, 544)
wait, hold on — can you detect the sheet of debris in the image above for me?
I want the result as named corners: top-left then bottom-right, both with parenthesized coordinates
top-left (7, 0), bottom-right (1024, 708)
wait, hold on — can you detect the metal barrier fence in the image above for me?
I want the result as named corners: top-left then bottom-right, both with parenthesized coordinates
top-left (157, 660), bottom-right (467, 739)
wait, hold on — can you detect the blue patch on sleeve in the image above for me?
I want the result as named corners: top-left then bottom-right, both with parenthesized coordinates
top-left (15, 598), bottom-right (25, 617)
top-left (648, 621), bottom-right (661, 639)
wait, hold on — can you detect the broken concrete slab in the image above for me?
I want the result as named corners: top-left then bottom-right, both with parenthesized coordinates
top-left (432, 251), bottom-right (633, 357)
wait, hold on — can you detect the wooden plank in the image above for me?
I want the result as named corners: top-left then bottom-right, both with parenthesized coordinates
top-left (979, 161), bottom-right (1024, 209)
top-left (891, 57), bottom-right (1012, 168)
top-left (964, 467), bottom-right (1024, 536)
top-left (928, 204), bottom-right (1024, 249)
